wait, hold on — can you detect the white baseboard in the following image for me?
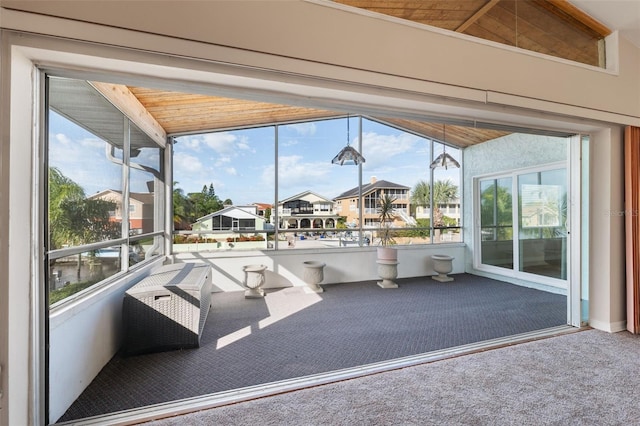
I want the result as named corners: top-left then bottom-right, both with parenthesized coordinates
top-left (589, 319), bottom-right (627, 333)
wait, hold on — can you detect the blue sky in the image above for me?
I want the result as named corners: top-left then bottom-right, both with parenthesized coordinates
top-left (173, 117), bottom-right (462, 205)
top-left (49, 112), bottom-right (462, 204)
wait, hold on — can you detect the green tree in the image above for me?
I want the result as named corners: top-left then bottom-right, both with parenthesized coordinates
top-left (49, 167), bottom-right (120, 248)
top-left (410, 180), bottom-right (431, 210)
top-left (481, 182), bottom-right (513, 240)
top-left (48, 167), bottom-right (120, 279)
top-left (186, 182), bottom-right (224, 222)
top-left (59, 197), bottom-right (120, 245)
top-left (48, 167), bottom-right (86, 250)
top-left (411, 179), bottom-right (459, 227)
top-left (377, 194), bottom-right (397, 246)
top-left (432, 179), bottom-right (458, 227)
top-left (336, 216), bottom-right (347, 229)
top-left (172, 181), bottom-right (192, 230)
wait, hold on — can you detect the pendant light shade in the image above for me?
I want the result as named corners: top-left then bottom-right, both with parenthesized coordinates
top-left (429, 124), bottom-right (460, 170)
top-left (430, 152), bottom-right (460, 170)
top-left (332, 145), bottom-right (366, 165)
top-left (332, 115), bottom-right (365, 166)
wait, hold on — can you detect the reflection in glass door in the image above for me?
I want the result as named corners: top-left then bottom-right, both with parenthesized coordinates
top-left (518, 169), bottom-right (567, 280)
top-left (477, 166), bottom-right (567, 283)
top-left (480, 177), bottom-right (513, 269)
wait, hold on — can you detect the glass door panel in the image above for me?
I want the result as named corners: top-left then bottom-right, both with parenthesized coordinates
top-left (479, 177), bottom-right (513, 269)
top-left (518, 169), bottom-right (567, 279)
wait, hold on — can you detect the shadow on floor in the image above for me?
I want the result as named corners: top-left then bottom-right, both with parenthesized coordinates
top-left (58, 273), bottom-right (567, 422)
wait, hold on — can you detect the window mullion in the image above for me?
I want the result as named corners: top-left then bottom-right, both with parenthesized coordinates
top-left (121, 119), bottom-right (131, 271)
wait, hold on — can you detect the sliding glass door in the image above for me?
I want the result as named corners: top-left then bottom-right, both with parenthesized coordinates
top-left (518, 169), bottom-right (567, 280)
top-left (477, 164), bottom-right (567, 285)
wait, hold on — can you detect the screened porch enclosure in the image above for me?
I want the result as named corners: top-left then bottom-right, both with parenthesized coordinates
top-left (45, 74), bottom-right (578, 424)
top-left (56, 274), bottom-right (568, 422)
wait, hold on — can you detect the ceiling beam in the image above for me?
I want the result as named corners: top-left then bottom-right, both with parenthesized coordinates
top-left (456, 0), bottom-right (500, 33)
top-left (90, 82), bottom-right (167, 147)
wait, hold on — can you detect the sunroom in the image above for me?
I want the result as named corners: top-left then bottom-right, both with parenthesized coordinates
top-left (43, 71), bottom-right (580, 424)
top-left (2, 1), bottom-right (635, 425)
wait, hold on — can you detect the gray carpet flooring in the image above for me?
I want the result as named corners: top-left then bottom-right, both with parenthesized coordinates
top-left (58, 273), bottom-right (566, 422)
top-left (144, 329), bottom-right (640, 426)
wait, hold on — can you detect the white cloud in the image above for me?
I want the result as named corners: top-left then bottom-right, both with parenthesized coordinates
top-left (288, 122), bottom-right (317, 136)
top-left (214, 156), bottom-right (232, 167)
top-left (202, 132), bottom-right (240, 154)
top-left (236, 141), bottom-right (252, 151)
top-left (173, 151), bottom-right (204, 175)
top-left (225, 167), bottom-right (238, 176)
top-left (362, 132), bottom-right (421, 169)
top-left (261, 155), bottom-right (333, 194)
top-left (50, 134), bottom-right (104, 167)
top-left (55, 133), bottom-right (72, 145)
top-left (180, 132), bottom-right (257, 157)
top-left (179, 136), bottom-right (201, 151)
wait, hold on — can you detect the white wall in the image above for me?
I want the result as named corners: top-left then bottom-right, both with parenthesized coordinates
top-left (589, 127), bottom-right (627, 332)
top-left (48, 258), bottom-right (164, 423)
top-left (462, 133), bottom-right (569, 292)
top-left (2, 41), bottom-right (38, 426)
top-left (174, 245), bottom-right (466, 292)
top-left (2, 1), bottom-right (639, 120)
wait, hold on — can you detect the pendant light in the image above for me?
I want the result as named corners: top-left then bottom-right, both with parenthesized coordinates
top-left (430, 124), bottom-right (460, 170)
top-left (332, 115), bottom-right (366, 166)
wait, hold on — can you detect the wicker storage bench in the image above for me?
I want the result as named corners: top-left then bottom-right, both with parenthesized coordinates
top-left (123, 263), bottom-right (212, 355)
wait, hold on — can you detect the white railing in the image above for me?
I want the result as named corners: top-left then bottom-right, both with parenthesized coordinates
top-left (396, 209), bottom-right (417, 226)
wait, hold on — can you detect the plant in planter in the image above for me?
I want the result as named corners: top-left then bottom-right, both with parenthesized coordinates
top-left (377, 194), bottom-right (398, 262)
top-left (376, 194), bottom-right (399, 288)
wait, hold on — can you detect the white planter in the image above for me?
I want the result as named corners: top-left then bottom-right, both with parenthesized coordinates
top-left (431, 254), bottom-right (454, 282)
top-left (377, 247), bottom-right (398, 262)
top-left (243, 264), bottom-right (267, 298)
top-left (302, 261), bottom-right (326, 293)
top-left (376, 260), bottom-right (399, 288)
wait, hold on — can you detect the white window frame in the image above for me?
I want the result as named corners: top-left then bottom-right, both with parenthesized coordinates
top-left (473, 161), bottom-right (569, 290)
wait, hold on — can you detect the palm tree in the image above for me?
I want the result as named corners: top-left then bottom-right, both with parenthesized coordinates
top-left (480, 183), bottom-right (513, 240)
top-left (172, 181), bottom-right (191, 230)
top-left (410, 180), bottom-right (430, 214)
top-left (48, 167), bottom-right (86, 250)
top-left (411, 179), bottom-right (458, 227)
top-left (412, 179), bottom-right (458, 242)
top-left (432, 179), bottom-right (458, 228)
top-left (377, 193), bottom-right (397, 246)
top-left (48, 167), bottom-right (120, 278)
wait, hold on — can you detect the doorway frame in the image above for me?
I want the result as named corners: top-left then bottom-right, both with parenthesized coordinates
top-left (1, 31), bottom-right (621, 426)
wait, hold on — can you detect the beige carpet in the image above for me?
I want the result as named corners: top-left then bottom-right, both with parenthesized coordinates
top-left (143, 329), bottom-right (640, 426)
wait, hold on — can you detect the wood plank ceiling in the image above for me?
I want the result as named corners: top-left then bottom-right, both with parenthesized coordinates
top-left (127, 86), bottom-right (509, 148)
top-left (122, 1), bottom-right (610, 148)
top-left (334, 0), bottom-right (611, 66)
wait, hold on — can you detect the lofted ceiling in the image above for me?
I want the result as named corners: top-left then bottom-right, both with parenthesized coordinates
top-left (103, 1), bottom-right (613, 148)
top-left (334, 0), bottom-right (611, 67)
top-left (126, 87), bottom-right (510, 148)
